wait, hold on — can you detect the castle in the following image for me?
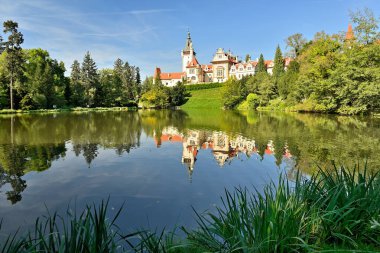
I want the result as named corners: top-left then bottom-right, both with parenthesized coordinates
top-left (154, 32), bottom-right (292, 87)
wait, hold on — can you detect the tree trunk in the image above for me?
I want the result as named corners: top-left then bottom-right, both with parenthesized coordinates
top-left (10, 75), bottom-right (13, 110)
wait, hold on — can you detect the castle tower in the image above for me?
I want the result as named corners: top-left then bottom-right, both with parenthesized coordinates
top-left (181, 31), bottom-right (196, 72)
top-left (345, 24), bottom-right (354, 41)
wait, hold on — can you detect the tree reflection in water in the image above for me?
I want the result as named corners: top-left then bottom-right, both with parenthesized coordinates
top-left (0, 110), bottom-right (379, 204)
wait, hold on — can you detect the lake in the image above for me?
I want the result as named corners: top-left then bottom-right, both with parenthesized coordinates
top-left (0, 109), bottom-right (379, 236)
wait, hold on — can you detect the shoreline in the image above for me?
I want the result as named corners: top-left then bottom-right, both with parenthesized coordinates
top-left (0, 106), bottom-right (138, 115)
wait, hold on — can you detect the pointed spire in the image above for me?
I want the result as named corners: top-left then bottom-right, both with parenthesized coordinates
top-left (346, 24), bottom-right (354, 40)
top-left (183, 30), bottom-right (193, 52)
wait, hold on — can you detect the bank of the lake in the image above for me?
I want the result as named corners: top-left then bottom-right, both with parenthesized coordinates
top-left (0, 106), bottom-right (137, 115)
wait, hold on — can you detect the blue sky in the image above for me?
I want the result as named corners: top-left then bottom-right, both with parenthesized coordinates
top-left (1, 0), bottom-right (379, 77)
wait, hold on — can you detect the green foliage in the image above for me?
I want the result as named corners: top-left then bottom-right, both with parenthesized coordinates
top-left (256, 53), bottom-right (266, 73)
top-left (2, 20), bottom-right (24, 110)
top-left (272, 45), bottom-right (284, 78)
top-left (350, 7), bottom-right (380, 44)
top-left (246, 93), bottom-right (260, 109)
top-left (185, 82), bottom-right (223, 91)
top-left (140, 87), bottom-right (170, 108)
top-left (70, 60), bottom-right (84, 106)
top-left (170, 81), bottom-right (189, 106)
top-left (222, 77), bottom-right (243, 109)
top-left (81, 51), bottom-right (99, 107)
top-left (285, 33), bottom-right (308, 57)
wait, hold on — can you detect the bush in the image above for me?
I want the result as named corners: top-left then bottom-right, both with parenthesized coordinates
top-left (185, 82), bottom-right (223, 91)
top-left (246, 93), bottom-right (260, 109)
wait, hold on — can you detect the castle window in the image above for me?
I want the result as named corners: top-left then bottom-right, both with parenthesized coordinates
top-left (189, 69), bottom-right (195, 74)
top-left (239, 68), bottom-right (243, 71)
top-left (248, 67), bottom-right (252, 70)
top-left (217, 67), bottom-right (224, 77)
top-left (218, 54), bottom-right (222, 59)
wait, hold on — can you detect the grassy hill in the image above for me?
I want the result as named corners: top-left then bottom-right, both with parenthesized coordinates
top-left (181, 87), bottom-right (223, 109)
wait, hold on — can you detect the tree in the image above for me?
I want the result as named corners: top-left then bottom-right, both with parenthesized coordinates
top-left (141, 76), bottom-right (153, 94)
top-left (20, 49), bottom-right (53, 109)
top-left (278, 61), bottom-right (300, 100)
top-left (272, 45), bottom-right (285, 78)
top-left (98, 69), bottom-right (114, 107)
top-left (70, 60), bottom-right (83, 106)
top-left (296, 33), bottom-right (342, 111)
top-left (170, 81), bottom-right (189, 106)
top-left (81, 52), bottom-right (98, 107)
top-left (350, 8), bottom-right (380, 45)
top-left (285, 33), bottom-right (307, 57)
top-left (113, 58), bottom-right (124, 106)
top-left (256, 54), bottom-right (266, 73)
top-left (256, 72), bottom-right (274, 105)
top-left (135, 67), bottom-right (141, 96)
top-left (222, 77), bottom-right (242, 109)
top-left (331, 42), bottom-right (380, 114)
top-left (3, 20), bottom-right (24, 110)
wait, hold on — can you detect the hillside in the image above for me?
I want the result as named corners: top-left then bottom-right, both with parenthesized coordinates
top-left (181, 87), bottom-right (223, 109)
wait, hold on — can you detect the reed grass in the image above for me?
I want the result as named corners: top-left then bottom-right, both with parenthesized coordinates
top-left (1, 163), bottom-right (379, 252)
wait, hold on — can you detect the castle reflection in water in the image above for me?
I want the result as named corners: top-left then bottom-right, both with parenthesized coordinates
top-left (154, 127), bottom-right (295, 178)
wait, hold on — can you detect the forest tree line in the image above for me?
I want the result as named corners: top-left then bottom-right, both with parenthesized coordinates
top-left (0, 19), bottom-right (143, 110)
top-left (223, 8), bottom-right (380, 115)
top-left (0, 20), bottom-right (189, 110)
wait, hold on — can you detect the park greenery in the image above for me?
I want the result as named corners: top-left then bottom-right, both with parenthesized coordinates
top-left (223, 8), bottom-right (380, 115)
top-left (1, 164), bottom-right (380, 252)
top-left (0, 22), bottom-right (189, 111)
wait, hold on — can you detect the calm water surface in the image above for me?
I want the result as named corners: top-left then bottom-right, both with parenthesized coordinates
top-left (0, 109), bottom-right (379, 235)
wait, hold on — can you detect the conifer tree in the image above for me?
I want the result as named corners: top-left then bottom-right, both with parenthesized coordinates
top-left (81, 51), bottom-right (98, 107)
top-left (3, 20), bottom-right (24, 110)
top-left (113, 58), bottom-right (124, 105)
top-left (256, 54), bottom-right (266, 73)
top-left (135, 67), bottom-right (141, 96)
top-left (272, 45), bottom-right (284, 78)
top-left (70, 60), bottom-right (83, 106)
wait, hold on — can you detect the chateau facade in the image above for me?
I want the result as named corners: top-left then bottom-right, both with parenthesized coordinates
top-left (154, 32), bottom-right (292, 87)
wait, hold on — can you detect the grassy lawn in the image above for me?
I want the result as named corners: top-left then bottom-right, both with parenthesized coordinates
top-left (181, 87), bottom-right (223, 109)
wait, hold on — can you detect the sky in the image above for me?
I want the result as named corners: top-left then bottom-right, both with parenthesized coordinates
top-left (0, 0), bottom-right (379, 77)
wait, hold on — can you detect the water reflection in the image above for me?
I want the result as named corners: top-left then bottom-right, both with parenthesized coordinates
top-left (0, 110), bottom-right (378, 212)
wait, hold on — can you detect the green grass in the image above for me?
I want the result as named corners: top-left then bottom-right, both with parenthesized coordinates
top-left (2, 163), bottom-right (380, 252)
top-left (181, 87), bottom-right (223, 109)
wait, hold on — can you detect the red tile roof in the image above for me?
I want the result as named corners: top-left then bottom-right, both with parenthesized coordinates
top-left (346, 24), bottom-right (354, 40)
top-left (187, 57), bottom-right (200, 68)
top-left (201, 64), bottom-right (213, 72)
top-left (160, 72), bottom-right (186, 80)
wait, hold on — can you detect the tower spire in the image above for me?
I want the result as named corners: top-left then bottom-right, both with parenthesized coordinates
top-left (183, 30), bottom-right (193, 52)
top-left (346, 24), bottom-right (354, 40)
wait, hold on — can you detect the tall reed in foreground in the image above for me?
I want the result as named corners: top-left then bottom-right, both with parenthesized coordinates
top-left (1, 164), bottom-right (380, 252)
top-left (181, 163), bottom-right (380, 252)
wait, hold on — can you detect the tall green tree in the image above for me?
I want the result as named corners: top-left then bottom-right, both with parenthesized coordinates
top-left (285, 33), bottom-right (307, 57)
top-left (135, 66), bottom-right (141, 96)
top-left (3, 20), bottom-right (24, 110)
top-left (350, 8), bottom-right (380, 45)
top-left (81, 51), bottom-right (98, 107)
top-left (113, 58), bottom-right (124, 106)
top-left (70, 60), bottom-right (83, 106)
top-left (20, 49), bottom-right (54, 109)
top-left (272, 45), bottom-right (285, 78)
top-left (256, 54), bottom-right (266, 73)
